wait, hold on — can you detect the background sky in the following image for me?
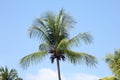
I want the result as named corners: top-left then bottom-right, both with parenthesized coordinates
top-left (0, 0), bottom-right (120, 80)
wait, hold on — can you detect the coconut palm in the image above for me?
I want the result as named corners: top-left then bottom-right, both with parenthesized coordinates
top-left (0, 66), bottom-right (23, 80)
top-left (105, 49), bottom-right (120, 79)
top-left (20, 9), bottom-right (97, 80)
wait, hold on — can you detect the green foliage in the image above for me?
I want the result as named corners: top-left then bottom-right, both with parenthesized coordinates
top-left (99, 76), bottom-right (118, 80)
top-left (20, 51), bottom-right (47, 69)
top-left (20, 8), bottom-right (98, 80)
top-left (105, 49), bottom-right (120, 79)
top-left (20, 8), bottom-right (97, 70)
top-left (0, 66), bottom-right (23, 80)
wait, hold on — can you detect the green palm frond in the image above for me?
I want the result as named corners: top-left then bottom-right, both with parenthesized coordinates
top-left (39, 43), bottom-right (50, 51)
top-left (109, 62), bottom-right (116, 69)
top-left (56, 9), bottom-right (63, 28)
top-left (61, 11), bottom-right (76, 28)
top-left (0, 67), bottom-right (22, 80)
top-left (105, 49), bottom-right (120, 78)
top-left (99, 76), bottom-right (118, 80)
top-left (56, 39), bottom-right (69, 51)
top-left (65, 50), bottom-right (83, 64)
top-left (105, 54), bottom-right (115, 63)
top-left (29, 26), bottom-right (49, 42)
top-left (4, 67), bottom-right (8, 79)
top-left (114, 49), bottom-right (120, 60)
top-left (8, 69), bottom-right (17, 80)
top-left (58, 26), bottom-right (68, 42)
top-left (44, 11), bottom-right (56, 30)
top-left (36, 18), bottom-right (48, 29)
top-left (56, 32), bottom-right (93, 51)
top-left (65, 50), bottom-right (97, 66)
top-left (67, 32), bottom-right (93, 47)
top-left (0, 67), bottom-right (4, 72)
top-left (20, 51), bottom-right (47, 69)
top-left (56, 9), bottom-right (69, 43)
top-left (82, 53), bottom-right (97, 66)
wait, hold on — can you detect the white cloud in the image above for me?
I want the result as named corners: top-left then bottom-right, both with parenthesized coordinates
top-left (26, 68), bottom-right (99, 80)
top-left (26, 68), bottom-right (65, 80)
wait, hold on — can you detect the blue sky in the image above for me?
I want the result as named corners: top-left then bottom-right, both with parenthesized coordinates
top-left (0, 0), bottom-right (120, 80)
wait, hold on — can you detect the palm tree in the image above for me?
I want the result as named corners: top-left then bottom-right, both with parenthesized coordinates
top-left (99, 76), bottom-right (118, 80)
top-left (20, 9), bottom-right (97, 80)
top-left (105, 49), bottom-right (120, 79)
top-left (0, 66), bottom-right (23, 80)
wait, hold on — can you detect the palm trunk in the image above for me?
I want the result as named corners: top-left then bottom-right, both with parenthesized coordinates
top-left (56, 58), bottom-right (61, 80)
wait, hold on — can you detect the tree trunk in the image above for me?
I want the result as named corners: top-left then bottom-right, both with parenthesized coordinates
top-left (56, 58), bottom-right (61, 80)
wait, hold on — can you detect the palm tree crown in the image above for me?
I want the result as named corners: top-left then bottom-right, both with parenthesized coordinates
top-left (105, 49), bottom-right (120, 79)
top-left (20, 9), bottom-right (97, 80)
top-left (0, 66), bottom-right (23, 80)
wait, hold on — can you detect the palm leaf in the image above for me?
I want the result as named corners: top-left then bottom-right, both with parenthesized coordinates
top-left (56, 39), bottom-right (69, 51)
top-left (29, 26), bottom-right (49, 42)
top-left (36, 18), bottom-right (48, 29)
top-left (61, 12), bottom-right (76, 29)
top-left (56, 9), bottom-right (63, 28)
top-left (55, 9), bottom-right (64, 42)
top-left (39, 43), bottom-right (50, 51)
top-left (82, 53), bottom-right (97, 66)
top-left (0, 67), bottom-right (22, 80)
top-left (105, 54), bottom-right (115, 63)
top-left (0, 67), bottom-right (8, 80)
top-left (45, 11), bottom-right (56, 30)
top-left (20, 51), bottom-right (47, 69)
top-left (65, 50), bottom-right (97, 66)
top-left (0, 67), bottom-right (4, 73)
top-left (105, 49), bottom-right (120, 78)
top-left (67, 32), bottom-right (93, 47)
top-left (8, 69), bottom-right (17, 80)
top-left (5, 67), bottom-right (8, 79)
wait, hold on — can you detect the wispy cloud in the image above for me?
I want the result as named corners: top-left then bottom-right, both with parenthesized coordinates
top-left (26, 68), bottom-right (99, 80)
